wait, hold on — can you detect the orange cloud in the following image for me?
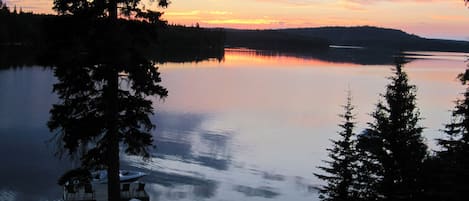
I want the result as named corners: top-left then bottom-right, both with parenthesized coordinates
top-left (346, 0), bottom-right (459, 3)
top-left (165, 10), bottom-right (201, 16)
top-left (203, 19), bottom-right (281, 25)
top-left (208, 11), bottom-right (232, 15)
top-left (431, 14), bottom-right (468, 22)
top-left (5, 0), bottom-right (53, 13)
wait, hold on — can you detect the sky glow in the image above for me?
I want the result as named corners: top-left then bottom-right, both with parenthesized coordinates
top-left (5, 0), bottom-right (469, 40)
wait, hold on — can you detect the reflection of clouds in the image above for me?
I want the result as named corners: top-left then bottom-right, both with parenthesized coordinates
top-left (146, 183), bottom-right (217, 200)
top-left (124, 111), bottom-right (320, 200)
top-left (234, 185), bottom-right (280, 198)
top-left (151, 112), bottom-right (233, 171)
top-left (294, 176), bottom-right (320, 194)
top-left (124, 112), bottom-right (231, 200)
top-left (262, 172), bottom-right (285, 181)
top-left (243, 169), bottom-right (320, 197)
top-left (246, 168), bottom-right (287, 182)
top-left (142, 170), bottom-right (218, 199)
top-left (126, 111), bottom-right (318, 200)
top-left (199, 132), bottom-right (229, 156)
top-left (0, 189), bottom-right (17, 201)
top-left (126, 156), bottom-right (222, 200)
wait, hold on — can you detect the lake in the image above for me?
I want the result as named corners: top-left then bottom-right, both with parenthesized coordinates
top-left (0, 48), bottom-right (467, 201)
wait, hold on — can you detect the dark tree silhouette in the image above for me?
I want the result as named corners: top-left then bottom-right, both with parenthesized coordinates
top-left (53, 0), bottom-right (170, 18)
top-left (48, 1), bottom-right (170, 200)
top-left (357, 58), bottom-right (428, 201)
top-left (315, 91), bottom-right (360, 201)
top-left (431, 62), bottom-right (469, 201)
top-left (359, 2), bottom-right (469, 200)
top-left (0, 0), bottom-right (8, 14)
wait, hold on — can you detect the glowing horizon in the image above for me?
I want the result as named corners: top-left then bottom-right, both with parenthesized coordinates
top-left (5, 0), bottom-right (469, 40)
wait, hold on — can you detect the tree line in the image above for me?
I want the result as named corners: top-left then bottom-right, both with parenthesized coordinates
top-left (0, 1), bottom-right (49, 46)
top-left (315, 57), bottom-right (469, 201)
top-left (0, 0), bottom-right (224, 66)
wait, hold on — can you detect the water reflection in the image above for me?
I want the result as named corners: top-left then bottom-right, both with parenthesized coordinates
top-left (0, 127), bottom-right (70, 201)
top-left (0, 49), bottom-right (468, 201)
top-left (234, 185), bottom-right (280, 198)
top-left (143, 170), bottom-right (218, 199)
top-left (220, 47), bottom-right (400, 65)
top-left (152, 112), bottom-right (232, 171)
top-left (0, 68), bottom-right (69, 201)
top-left (123, 112), bottom-right (229, 200)
top-left (403, 51), bottom-right (468, 61)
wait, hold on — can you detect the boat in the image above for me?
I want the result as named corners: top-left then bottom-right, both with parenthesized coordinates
top-left (92, 170), bottom-right (147, 183)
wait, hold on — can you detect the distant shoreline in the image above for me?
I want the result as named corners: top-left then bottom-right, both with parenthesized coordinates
top-left (224, 26), bottom-right (469, 53)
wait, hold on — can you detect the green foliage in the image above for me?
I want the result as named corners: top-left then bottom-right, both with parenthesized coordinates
top-left (357, 59), bottom-right (428, 201)
top-left (315, 92), bottom-right (360, 201)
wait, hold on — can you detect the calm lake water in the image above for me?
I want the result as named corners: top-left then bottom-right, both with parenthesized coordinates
top-left (0, 49), bottom-right (467, 201)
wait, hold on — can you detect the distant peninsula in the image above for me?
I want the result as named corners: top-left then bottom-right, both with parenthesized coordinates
top-left (225, 26), bottom-right (469, 53)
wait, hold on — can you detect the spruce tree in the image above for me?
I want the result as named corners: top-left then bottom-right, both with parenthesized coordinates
top-left (315, 91), bottom-right (360, 201)
top-left (428, 1), bottom-right (469, 200)
top-left (0, 0), bottom-right (9, 14)
top-left (434, 64), bottom-right (469, 201)
top-left (357, 58), bottom-right (427, 201)
top-left (48, 1), bottom-right (170, 200)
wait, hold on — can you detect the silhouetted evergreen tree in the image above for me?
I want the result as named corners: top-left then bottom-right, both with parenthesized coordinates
top-left (354, 142), bottom-right (381, 201)
top-left (0, 0), bottom-right (9, 42)
top-left (49, 1), bottom-right (170, 200)
top-left (357, 58), bottom-right (428, 201)
top-left (421, 0), bottom-right (469, 190)
top-left (315, 91), bottom-right (360, 201)
top-left (431, 63), bottom-right (469, 201)
top-left (53, 0), bottom-right (169, 19)
top-left (0, 0), bottom-right (9, 14)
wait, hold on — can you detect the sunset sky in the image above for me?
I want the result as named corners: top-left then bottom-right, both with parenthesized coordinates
top-left (5, 0), bottom-right (469, 40)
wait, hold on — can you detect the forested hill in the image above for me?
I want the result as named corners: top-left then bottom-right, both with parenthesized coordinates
top-left (225, 26), bottom-right (469, 52)
top-left (0, 11), bottom-right (224, 66)
top-left (224, 29), bottom-right (330, 51)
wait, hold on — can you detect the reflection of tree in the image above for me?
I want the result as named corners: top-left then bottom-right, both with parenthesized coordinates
top-left (47, 1), bottom-right (169, 200)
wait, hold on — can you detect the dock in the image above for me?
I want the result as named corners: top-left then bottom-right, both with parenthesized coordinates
top-left (63, 182), bottom-right (149, 201)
